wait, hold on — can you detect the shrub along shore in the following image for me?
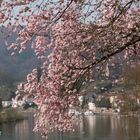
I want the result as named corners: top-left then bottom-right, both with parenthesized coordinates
top-left (0, 108), bottom-right (26, 123)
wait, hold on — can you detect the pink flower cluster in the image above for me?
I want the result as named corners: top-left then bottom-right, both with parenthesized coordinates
top-left (1, 0), bottom-right (140, 138)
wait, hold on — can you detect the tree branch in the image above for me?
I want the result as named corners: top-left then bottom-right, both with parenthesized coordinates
top-left (66, 35), bottom-right (140, 70)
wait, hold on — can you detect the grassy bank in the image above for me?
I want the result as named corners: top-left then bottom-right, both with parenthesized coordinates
top-left (0, 108), bottom-right (26, 123)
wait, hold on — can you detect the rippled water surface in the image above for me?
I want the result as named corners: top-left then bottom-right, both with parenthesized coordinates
top-left (0, 113), bottom-right (139, 140)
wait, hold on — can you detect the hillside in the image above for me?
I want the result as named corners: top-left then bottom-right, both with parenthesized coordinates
top-left (0, 27), bottom-right (40, 100)
top-left (0, 27), bottom-right (40, 80)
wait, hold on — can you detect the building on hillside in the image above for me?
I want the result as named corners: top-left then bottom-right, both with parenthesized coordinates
top-left (12, 98), bottom-right (25, 108)
top-left (88, 102), bottom-right (96, 111)
top-left (2, 101), bottom-right (12, 107)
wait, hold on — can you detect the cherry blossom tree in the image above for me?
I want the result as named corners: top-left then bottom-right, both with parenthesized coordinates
top-left (0, 0), bottom-right (140, 138)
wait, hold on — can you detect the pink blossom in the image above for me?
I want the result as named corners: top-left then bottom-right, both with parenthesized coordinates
top-left (1, 0), bottom-right (140, 138)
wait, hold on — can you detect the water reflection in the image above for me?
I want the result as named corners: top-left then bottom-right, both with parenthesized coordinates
top-left (0, 113), bottom-right (45, 140)
top-left (0, 113), bottom-right (139, 140)
top-left (119, 116), bottom-right (138, 139)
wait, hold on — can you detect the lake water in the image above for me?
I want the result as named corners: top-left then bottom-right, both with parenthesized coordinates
top-left (0, 113), bottom-right (139, 140)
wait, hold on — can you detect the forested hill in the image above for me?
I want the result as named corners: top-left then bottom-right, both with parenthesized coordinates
top-left (0, 27), bottom-right (41, 100)
top-left (0, 28), bottom-right (39, 80)
top-left (0, 27), bottom-right (40, 81)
